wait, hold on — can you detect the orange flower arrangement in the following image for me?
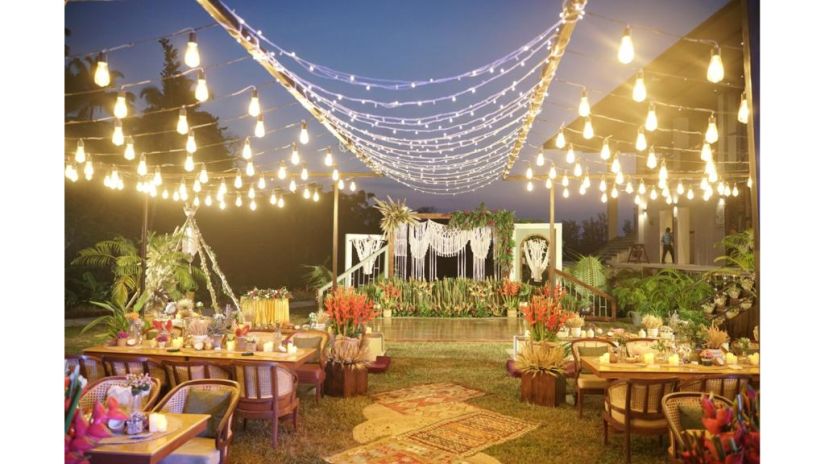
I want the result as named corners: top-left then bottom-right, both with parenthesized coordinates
top-left (499, 279), bottom-right (522, 311)
top-left (522, 284), bottom-right (572, 341)
top-left (324, 287), bottom-right (376, 338)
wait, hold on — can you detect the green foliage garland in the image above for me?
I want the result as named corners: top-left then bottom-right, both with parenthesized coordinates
top-left (449, 203), bottom-right (515, 274)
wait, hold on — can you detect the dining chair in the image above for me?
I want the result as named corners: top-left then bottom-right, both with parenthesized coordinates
top-left (624, 338), bottom-right (659, 358)
top-left (603, 378), bottom-right (678, 464)
top-left (570, 338), bottom-right (616, 418)
top-left (162, 359), bottom-right (234, 388)
top-left (286, 329), bottom-right (329, 402)
top-left (101, 355), bottom-right (168, 388)
top-left (662, 391), bottom-right (733, 459)
top-left (233, 361), bottom-right (300, 448)
top-left (66, 354), bottom-right (105, 383)
top-left (677, 375), bottom-right (751, 401)
top-left (154, 379), bottom-right (241, 464)
top-left (78, 375), bottom-right (162, 414)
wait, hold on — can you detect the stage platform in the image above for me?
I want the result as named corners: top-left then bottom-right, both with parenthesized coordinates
top-left (367, 317), bottom-right (528, 342)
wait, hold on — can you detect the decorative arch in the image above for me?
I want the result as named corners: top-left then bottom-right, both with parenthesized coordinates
top-left (509, 223), bottom-right (563, 282)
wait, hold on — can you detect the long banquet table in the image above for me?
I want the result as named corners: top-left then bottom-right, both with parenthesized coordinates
top-left (581, 356), bottom-right (760, 381)
top-left (88, 413), bottom-right (208, 464)
top-left (84, 344), bottom-right (316, 370)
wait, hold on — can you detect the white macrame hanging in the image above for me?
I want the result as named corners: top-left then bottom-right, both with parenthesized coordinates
top-left (523, 239), bottom-right (550, 282)
top-left (408, 221), bottom-right (430, 280)
top-left (469, 227), bottom-right (492, 280)
top-left (394, 223), bottom-right (408, 279)
top-left (427, 221), bottom-right (469, 257)
top-left (354, 237), bottom-right (383, 275)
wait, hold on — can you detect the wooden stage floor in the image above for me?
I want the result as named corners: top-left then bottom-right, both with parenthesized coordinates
top-left (366, 317), bottom-right (528, 342)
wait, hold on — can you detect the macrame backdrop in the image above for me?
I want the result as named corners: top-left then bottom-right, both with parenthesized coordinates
top-left (408, 221), bottom-right (430, 280)
top-left (470, 227), bottom-right (493, 280)
top-left (353, 237), bottom-right (384, 275)
top-left (523, 238), bottom-right (550, 282)
top-left (394, 223), bottom-right (408, 279)
top-left (400, 220), bottom-right (492, 281)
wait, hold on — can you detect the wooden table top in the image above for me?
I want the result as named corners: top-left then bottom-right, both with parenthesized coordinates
top-left (84, 344), bottom-right (315, 367)
top-left (581, 356), bottom-right (760, 380)
top-left (88, 413), bottom-right (208, 464)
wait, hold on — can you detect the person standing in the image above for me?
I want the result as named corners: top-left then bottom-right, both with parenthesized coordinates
top-left (661, 227), bottom-right (675, 264)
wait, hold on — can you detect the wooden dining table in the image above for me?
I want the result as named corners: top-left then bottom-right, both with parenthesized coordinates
top-left (88, 413), bottom-right (209, 464)
top-left (581, 356), bottom-right (760, 381)
top-left (84, 344), bottom-right (316, 369)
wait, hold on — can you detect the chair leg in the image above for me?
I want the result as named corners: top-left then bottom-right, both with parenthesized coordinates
top-left (577, 390), bottom-right (583, 418)
top-left (315, 382), bottom-right (321, 403)
top-left (271, 416), bottom-right (279, 448)
top-left (624, 427), bottom-right (631, 464)
top-left (242, 418), bottom-right (247, 431)
top-left (292, 409), bottom-right (298, 431)
top-left (603, 419), bottom-right (608, 445)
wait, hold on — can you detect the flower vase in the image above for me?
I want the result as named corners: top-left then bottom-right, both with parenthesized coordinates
top-left (648, 327), bottom-right (659, 338)
top-left (325, 362), bottom-right (368, 397)
top-left (210, 334), bottom-right (223, 350)
top-left (569, 327), bottom-right (582, 338)
top-left (191, 335), bottom-right (208, 351)
top-left (116, 338), bottom-right (128, 347)
top-left (382, 309), bottom-right (392, 318)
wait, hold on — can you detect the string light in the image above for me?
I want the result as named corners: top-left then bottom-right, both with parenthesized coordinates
top-left (123, 136), bottom-right (135, 160)
top-left (248, 87), bottom-right (261, 117)
top-left (561, 172), bottom-right (569, 187)
top-left (658, 161), bottom-right (668, 187)
top-left (611, 184), bottom-right (619, 199)
top-left (94, 54), bottom-right (110, 87)
top-left (195, 70), bottom-right (209, 102)
top-left (625, 179), bottom-right (634, 194)
top-left (545, 178), bottom-right (552, 189)
top-left (289, 179), bottom-right (297, 192)
top-left (676, 181), bottom-right (685, 195)
top-left (217, 179), bottom-right (227, 197)
top-left (248, 185), bottom-right (256, 199)
top-left (74, 140), bottom-right (86, 164)
top-left (245, 161), bottom-right (255, 176)
top-left (548, 163), bottom-right (557, 179)
top-left (235, 195), bottom-right (242, 207)
top-left (610, 157), bottom-right (621, 174)
top-left (650, 188), bottom-right (658, 200)
top-left (536, 150), bottom-right (545, 167)
top-left (299, 120), bottom-right (309, 144)
top-left (152, 167), bottom-right (162, 186)
top-left (301, 165), bottom-right (309, 180)
top-left (303, 186), bottom-right (311, 199)
top-left (179, 180), bottom-right (188, 201)
top-left (635, 127), bottom-right (647, 151)
top-left (554, 126), bottom-right (566, 149)
top-left (599, 177), bottom-right (607, 192)
top-left (565, 145), bottom-right (575, 164)
top-left (618, 26), bottom-right (634, 64)
top-left (573, 161), bottom-right (582, 177)
top-left (219, 200), bottom-right (226, 210)
top-left (65, 164), bottom-right (79, 182)
top-left (177, 108), bottom-right (189, 135)
top-left (706, 45), bottom-right (724, 83)
top-left (205, 194), bottom-right (213, 207)
top-left (198, 164), bottom-right (208, 183)
top-left (700, 177), bottom-right (710, 191)
top-left (638, 179), bottom-right (647, 195)
top-left (732, 184), bottom-right (739, 197)
top-left (737, 92), bottom-right (749, 124)
top-left (184, 152), bottom-right (195, 172)
top-left (525, 166), bottom-right (534, 180)
top-left (615, 170), bottom-right (624, 185)
top-left (337, 179), bottom-right (345, 189)
top-left (578, 183), bottom-right (586, 195)
top-left (193, 179), bottom-right (201, 193)
top-left (562, 187), bottom-right (570, 198)
top-left (687, 188), bottom-right (695, 200)
top-left (633, 194), bottom-right (641, 205)
top-left (578, 89), bottom-right (591, 117)
top-left (324, 148), bottom-right (334, 166)
top-left (632, 70), bottom-right (646, 102)
top-left (645, 103), bottom-right (658, 131)
top-left (600, 139), bottom-right (610, 160)
top-left (600, 192), bottom-right (607, 203)
top-left (193, 195), bottom-right (200, 207)
top-left (703, 189), bottom-right (712, 202)
top-left (270, 191), bottom-right (277, 205)
top-left (716, 182), bottom-right (725, 196)
top-left (242, 137), bottom-right (252, 159)
top-left (137, 153), bottom-right (148, 176)
top-left (290, 142), bottom-right (300, 165)
top-left (234, 171), bottom-right (243, 188)
top-left (113, 91), bottom-right (127, 119)
top-left (278, 196), bottom-right (285, 207)
top-left (254, 114), bottom-right (265, 138)
top-left (112, 120), bottom-right (124, 146)
top-left (526, 180), bottom-right (534, 192)
top-left (582, 117), bottom-right (594, 139)
top-left (747, 177), bottom-right (753, 188)
top-left (313, 189), bottom-right (320, 202)
top-left (582, 170), bottom-right (591, 188)
top-left (162, 189), bottom-right (169, 200)
top-left (184, 32), bottom-right (200, 68)
top-left (277, 161), bottom-right (287, 180)
top-left (186, 130), bottom-right (197, 154)
top-left (257, 176), bottom-right (266, 189)
top-left (700, 142), bottom-right (712, 162)
top-left (705, 113), bottom-right (718, 144)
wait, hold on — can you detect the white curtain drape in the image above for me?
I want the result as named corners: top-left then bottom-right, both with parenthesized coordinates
top-left (354, 237), bottom-right (384, 275)
top-left (523, 239), bottom-right (549, 282)
top-left (408, 221), bottom-right (430, 280)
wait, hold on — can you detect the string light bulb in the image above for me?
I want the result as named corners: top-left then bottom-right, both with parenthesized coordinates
top-left (137, 153), bottom-right (148, 176)
top-left (219, 200), bottom-right (226, 210)
top-left (611, 184), bottom-right (619, 199)
top-left (289, 179), bottom-right (297, 192)
top-left (638, 180), bottom-right (647, 195)
top-left (94, 54), bottom-right (110, 87)
top-left (732, 184), bottom-right (739, 197)
top-left (257, 176), bottom-right (266, 190)
top-left (184, 153), bottom-right (195, 172)
top-left (600, 139), bottom-right (610, 160)
top-left (747, 177), bottom-right (753, 188)
top-left (205, 194), bottom-right (213, 207)
top-left (677, 181), bottom-right (685, 195)
top-left (625, 179), bottom-right (634, 194)
top-left (658, 161), bottom-right (668, 184)
top-left (737, 92), bottom-right (749, 124)
top-left (113, 91), bottom-right (127, 119)
top-left (618, 26), bottom-right (634, 64)
top-left (324, 148), bottom-right (334, 167)
top-left (536, 151), bottom-right (545, 167)
top-left (303, 186), bottom-right (311, 200)
top-left (301, 165), bottom-right (309, 181)
top-left (112, 120), bottom-right (124, 146)
top-left (561, 172), bottom-right (569, 187)
top-left (600, 192), bottom-right (608, 203)
top-left (65, 164), bottom-right (78, 182)
top-left (554, 126), bottom-right (566, 149)
top-left (313, 189), bottom-right (320, 202)
top-left (611, 157), bottom-right (621, 174)
top-left (245, 161), bottom-right (255, 177)
top-left (635, 127), bottom-right (647, 151)
top-left (349, 180), bottom-right (357, 192)
top-left (235, 195), bottom-right (242, 207)
top-left (152, 167), bottom-right (162, 186)
top-left (599, 177), bottom-right (607, 192)
top-left (277, 161), bottom-right (287, 180)
top-left (634, 194), bottom-right (641, 205)
top-left (700, 143), bottom-right (712, 162)
top-left (687, 188), bottom-right (695, 200)
top-left (573, 161), bottom-right (582, 177)
top-left (645, 103), bottom-right (658, 131)
top-left (650, 188), bottom-right (658, 201)
top-left (278, 196), bottom-right (285, 208)
top-left (615, 170), bottom-right (625, 185)
top-left (578, 183), bottom-right (586, 195)
top-left (582, 117), bottom-right (594, 140)
top-left (290, 143), bottom-right (300, 165)
top-left (582, 170), bottom-right (591, 188)
top-left (526, 180), bottom-right (534, 192)
top-left (194, 70), bottom-right (209, 102)
top-left (248, 185), bottom-right (256, 199)
top-left (525, 166), bottom-right (533, 180)
top-left (548, 163), bottom-right (557, 179)
top-left (248, 87), bottom-right (261, 117)
top-left (337, 179), bottom-right (345, 190)
top-left (646, 148), bottom-right (657, 169)
top-left (706, 45), bottom-right (724, 83)
top-left (632, 70), bottom-right (646, 102)
top-left (270, 191), bottom-right (277, 205)
top-left (562, 187), bottom-right (570, 198)
top-left (545, 178), bottom-right (552, 189)
top-left (254, 114), bottom-right (265, 138)
top-left (242, 137), bottom-right (252, 160)
top-left (565, 145), bottom-right (575, 164)
top-left (234, 171), bottom-right (243, 189)
top-left (299, 120), bottom-right (309, 144)
top-left (578, 89), bottom-right (591, 117)
top-left (193, 179), bottom-right (201, 193)
top-left (186, 130), bottom-right (197, 154)
top-left (177, 108), bottom-right (189, 135)
top-left (199, 164), bottom-right (208, 184)
top-left (705, 113), bottom-right (719, 144)
top-left (184, 32), bottom-right (200, 68)
top-left (74, 139), bottom-right (86, 164)
top-left (122, 136), bottom-right (135, 160)
top-left (178, 180), bottom-right (188, 201)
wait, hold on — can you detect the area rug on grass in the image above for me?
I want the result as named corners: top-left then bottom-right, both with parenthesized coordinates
top-left (325, 436), bottom-right (500, 464)
top-left (372, 382), bottom-right (486, 415)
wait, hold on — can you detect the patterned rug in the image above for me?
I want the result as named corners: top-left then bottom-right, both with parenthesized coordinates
top-left (372, 383), bottom-right (486, 415)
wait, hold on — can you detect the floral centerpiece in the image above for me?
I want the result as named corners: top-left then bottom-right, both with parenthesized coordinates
top-left (700, 324), bottom-right (729, 365)
top-left (521, 285), bottom-right (571, 342)
top-left (565, 314), bottom-right (585, 337)
top-left (641, 314), bottom-right (663, 337)
top-left (323, 287), bottom-right (375, 397)
top-left (375, 280), bottom-right (401, 318)
top-left (152, 319), bottom-right (173, 348)
top-left (499, 279), bottom-right (523, 317)
top-left (65, 365), bottom-right (127, 464)
top-left (679, 387), bottom-right (759, 463)
top-left (243, 287), bottom-right (293, 300)
top-left (176, 298), bottom-right (195, 318)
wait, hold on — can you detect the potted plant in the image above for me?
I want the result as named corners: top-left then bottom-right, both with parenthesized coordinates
top-left (187, 318), bottom-right (209, 350)
top-left (565, 314), bottom-right (585, 338)
top-left (115, 331), bottom-right (129, 347)
top-left (500, 279), bottom-right (522, 318)
top-left (376, 280), bottom-right (401, 319)
top-left (82, 300), bottom-right (132, 346)
top-left (516, 342), bottom-right (567, 407)
top-left (641, 314), bottom-right (663, 338)
top-left (704, 324), bottom-right (729, 361)
top-left (714, 293), bottom-right (727, 308)
top-left (726, 285), bottom-right (741, 300)
top-left (521, 284), bottom-right (571, 343)
top-left (679, 388), bottom-right (759, 463)
top-left (323, 287), bottom-right (376, 397)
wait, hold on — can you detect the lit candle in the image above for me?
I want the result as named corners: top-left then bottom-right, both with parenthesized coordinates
top-left (288, 343), bottom-right (297, 354)
top-left (747, 353), bottom-right (759, 366)
top-left (226, 340), bottom-right (236, 351)
top-left (643, 352), bottom-right (656, 365)
top-left (668, 354), bottom-right (680, 366)
top-left (172, 338), bottom-right (184, 349)
top-left (725, 352), bottom-right (738, 365)
top-left (599, 352), bottom-right (611, 364)
top-left (263, 341), bottom-right (274, 352)
top-left (148, 413), bottom-right (167, 432)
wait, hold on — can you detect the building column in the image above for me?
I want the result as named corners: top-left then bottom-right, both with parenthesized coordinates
top-left (607, 196), bottom-right (618, 240)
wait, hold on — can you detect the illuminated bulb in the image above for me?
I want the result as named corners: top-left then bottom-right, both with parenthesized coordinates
top-left (113, 91), bottom-right (127, 119)
top-left (290, 143), bottom-right (300, 165)
top-left (634, 194), bottom-right (641, 205)
top-left (646, 149), bottom-right (657, 169)
top-left (186, 131), bottom-right (197, 154)
top-left (289, 179), bottom-right (297, 192)
top-left (578, 89), bottom-right (591, 117)
top-left (194, 71), bottom-right (209, 102)
top-left (700, 143), bottom-right (712, 162)
top-left (137, 154), bottom-right (148, 176)
top-left (548, 164), bottom-right (557, 179)
top-left (639, 180), bottom-right (647, 195)
top-left (270, 192), bottom-right (277, 205)
top-left (313, 190), bottom-right (320, 202)
top-left (193, 180), bottom-right (201, 193)
top-left (162, 189), bottom-right (169, 200)
top-left (737, 93), bottom-right (749, 124)
top-left (248, 185), bottom-right (256, 199)
top-left (662, 185), bottom-right (671, 198)
top-left (245, 161), bottom-right (255, 177)
top-left (582, 171), bottom-right (591, 188)
top-left (700, 177), bottom-right (710, 191)
top-left (177, 108), bottom-right (189, 135)
top-left (219, 200), bottom-right (226, 210)
top-left (600, 192), bottom-right (608, 203)
top-left (235, 195), bottom-right (242, 207)
top-left (561, 173), bottom-right (569, 187)
top-left (707, 162), bottom-right (718, 183)
top-left (242, 138), bottom-right (252, 159)
top-left (724, 184), bottom-right (732, 197)
top-left (600, 139), bottom-right (610, 160)
top-left (74, 140), bottom-right (86, 163)
top-left (650, 188), bottom-right (658, 200)
top-left (625, 180), bottom-right (634, 194)
top-left (332, 168), bottom-right (340, 181)
top-left (147, 183), bottom-right (156, 196)
top-left (611, 185), bottom-right (619, 199)
top-left (582, 117), bottom-right (594, 140)
top-left (173, 191), bottom-right (180, 203)
top-left (703, 190), bottom-right (712, 202)
top-left (277, 197), bottom-right (285, 208)
top-left (554, 127), bottom-right (566, 149)
top-left (578, 184), bottom-right (586, 195)
top-left (632, 71), bottom-right (646, 102)
top-left (218, 180), bottom-right (227, 196)
top-left (658, 162), bottom-right (668, 182)
top-left (120, 136), bottom-right (135, 161)
top-left (706, 46), bottom-right (724, 83)
top-left (525, 166), bottom-right (533, 180)
top-left (732, 184), bottom-right (739, 197)
top-left (599, 177), bottom-right (607, 192)
top-left (635, 127), bottom-right (647, 151)
top-left (705, 114), bottom-right (719, 144)
top-left (687, 188), bottom-right (695, 200)
top-left (234, 172), bottom-right (242, 189)
top-left (324, 148), bottom-right (334, 167)
top-left (183, 32), bottom-right (201, 67)
top-left (254, 114), bottom-right (265, 138)
top-left (193, 195), bottom-right (200, 207)
top-left (666, 196), bottom-right (672, 205)
top-left (717, 182), bottom-right (725, 196)
top-left (301, 166), bottom-right (309, 181)
top-left (277, 162), bottom-right (287, 180)
top-left (179, 181), bottom-right (188, 201)
top-left (545, 178), bottom-right (552, 189)
top-left (562, 187), bottom-right (570, 198)
top-left (526, 181), bottom-right (534, 192)
top-left (112, 120), bottom-right (124, 146)
top-left (184, 153), bottom-right (195, 172)
top-left (349, 180), bottom-right (357, 192)
top-left (205, 194), bottom-right (213, 207)
top-left (616, 171), bottom-right (625, 185)
top-left (197, 165), bottom-right (208, 184)
top-left (65, 164), bottom-right (78, 182)
top-left (677, 182), bottom-right (685, 195)
top-left (303, 187), bottom-right (311, 200)
top-left (338, 179), bottom-right (345, 190)
top-left (94, 54), bottom-right (110, 87)
top-left (536, 151), bottom-right (545, 167)
top-left (747, 177), bottom-right (753, 188)
top-left (573, 162), bottom-right (582, 177)
top-left (257, 177), bottom-right (266, 189)
top-left (299, 120), bottom-right (309, 144)
top-left (248, 88), bottom-right (261, 117)
top-left (645, 104), bottom-right (658, 131)
top-left (565, 145), bottom-right (575, 164)
top-left (611, 157), bottom-right (621, 174)
top-left (618, 26), bottom-right (634, 64)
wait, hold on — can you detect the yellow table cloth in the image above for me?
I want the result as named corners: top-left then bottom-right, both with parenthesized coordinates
top-left (241, 297), bottom-right (290, 327)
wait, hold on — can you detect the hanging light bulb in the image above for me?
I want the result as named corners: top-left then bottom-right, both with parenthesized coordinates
top-left (573, 161), bottom-right (582, 177)
top-left (635, 127), bottom-right (647, 151)
top-left (219, 200), bottom-right (226, 210)
top-left (94, 53), bottom-right (110, 87)
top-left (611, 184), bottom-right (619, 199)
top-left (205, 194), bottom-right (213, 207)
top-left (616, 170), bottom-right (625, 185)
top-left (112, 120), bottom-right (124, 146)
top-left (277, 161), bottom-right (287, 180)
top-left (536, 151), bottom-right (545, 167)
top-left (137, 153), bottom-right (148, 176)
top-left (303, 186), bottom-right (311, 200)
top-left (700, 143), bottom-right (712, 162)
top-left (599, 177), bottom-right (607, 192)
top-left (665, 196), bottom-right (672, 205)
top-left (278, 196), bottom-right (285, 208)
top-left (545, 178), bottom-right (552, 189)
top-left (254, 114), bottom-right (265, 138)
top-left (322, 148), bottom-right (334, 167)
top-left (700, 177), bottom-right (710, 191)
top-left (257, 176), bottom-right (266, 190)
top-left (337, 179), bottom-right (345, 190)
top-left (120, 136), bottom-right (135, 160)
top-left (152, 167), bottom-right (162, 186)
top-left (177, 108), bottom-right (189, 135)
top-left (248, 87), bottom-right (261, 117)
top-left (658, 161), bottom-right (668, 183)
top-left (687, 188), bottom-right (695, 200)
top-left (270, 191), bottom-right (277, 205)
top-left (548, 164), bottom-right (557, 179)
top-left (248, 185), bottom-right (256, 199)
top-left (332, 168), bottom-right (340, 181)
top-left (289, 179), bottom-right (297, 192)
top-left (290, 143), bottom-right (300, 165)
top-left (554, 126), bottom-right (566, 149)
top-left (706, 161), bottom-right (719, 183)
top-left (65, 164), bottom-right (78, 182)
top-left (234, 171), bottom-right (243, 189)
top-left (583, 170), bottom-right (591, 188)
top-left (611, 157), bottom-right (621, 174)
top-left (185, 130), bottom-right (197, 154)
top-left (706, 45), bottom-right (724, 83)
top-left (646, 148), bottom-right (657, 169)
top-left (565, 145), bottom-right (575, 164)
top-left (717, 182), bottom-right (725, 196)
top-left (218, 179), bottom-right (227, 196)
top-left (184, 153), bottom-right (195, 172)
top-left (732, 184), bottom-right (740, 197)
top-left (600, 192), bottom-right (608, 203)
top-left (299, 120), bottom-right (309, 144)
top-left (634, 194), bottom-right (641, 205)
top-left (600, 139), bottom-right (610, 160)
top-left (349, 180), bottom-right (357, 192)
top-left (525, 166), bottom-right (534, 180)
top-left (639, 180), bottom-right (647, 195)
top-left (241, 137), bottom-right (252, 160)
top-left (705, 113), bottom-right (719, 144)
top-left (562, 187), bottom-right (570, 198)
top-left (617, 26), bottom-right (634, 64)
top-left (184, 32), bottom-right (200, 68)
top-left (179, 180), bottom-right (188, 201)
top-left (703, 189), bottom-right (712, 202)
top-left (645, 103), bottom-right (658, 131)
top-left (632, 70), bottom-right (646, 102)
top-left (301, 166), bottom-right (309, 181)
top-left (625, 179), bottom-right (634, 194)
top-left (578, 183), bottom-right (586, 195)
top-left (561, 172), bottom-right (569, 187)
top-left (313, 190), bottom-right (320, 202)
top-left (162, 189), bottom-right (169, 200)
top-left (677, 181), bottom-right (685, 195)
top-left (737, 92), bottom-right (749, 124)
top-left (650, 188), bottom-right (658, 200)
top-left (235, 195), bottom-right (242, 207)
top-left (193, 179), bottom-right (202, 193)
top-left (74, 139), bottom-right (86, 164)
top-left (245, 161), bottom-right (255, 177)
top-left (526, 180), bottom-right (534, 192)
top-left (724, 184), bottom-right (732, 197)
top-left (578, 89), bottom-right (591, 117)
top-left (194, 70), bottom-right (209, 102)
top-left (113, 91), bottom-right (127, 119)
top-left (582, 117), bottom-right (594, 140)
top-left (662, 184), bottom-right (671, 198)
top-left (747, 177), bottom-right (753, 189)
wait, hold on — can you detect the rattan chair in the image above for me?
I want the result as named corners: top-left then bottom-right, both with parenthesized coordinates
top-left (233, 361), bottom-right (299, 448)
top-left (677, 375), bottom-right (752, 401)
top-left (101, 355), bottom-right (168, 388)
top-left (603, 378), bottom-right (678, 464)
top-left (623, 338), bottom-right (659, 358)
top-left (662, 392), bottom-right (733, 458)
top-left (286, 329), bottom-right (329, 402)
top-left (162, 360), bottom-right (234, 388)
top-left (153, 379), bottom-right (241, 464)
top-left (570, 338), bottom-right (616, 418)
top-left (78, 375), bottom-right (162, 414)
top-left (66, 354), bottom-right (105, 383)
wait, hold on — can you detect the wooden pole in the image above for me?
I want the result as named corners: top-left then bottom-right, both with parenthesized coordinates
top-left (548, 186), bottom-right (556, 286)
top-left (741, 0), bottom-right (759, 282)
top-left (139, 194), bottom-right (149, 297)
top-left (331, 182), bottom-right (340, 290)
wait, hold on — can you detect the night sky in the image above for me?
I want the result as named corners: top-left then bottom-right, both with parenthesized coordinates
top-left (65, 0), bottom-right (728, 223)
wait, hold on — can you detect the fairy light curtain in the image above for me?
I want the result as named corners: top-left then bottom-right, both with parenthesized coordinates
top-left (523, 238), bottom-right (550, 282)
top-left (353, 237), bottom-right (384, 275)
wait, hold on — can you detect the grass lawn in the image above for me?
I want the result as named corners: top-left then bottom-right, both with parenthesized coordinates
top-left (65, 327), bottom-right (667, 464)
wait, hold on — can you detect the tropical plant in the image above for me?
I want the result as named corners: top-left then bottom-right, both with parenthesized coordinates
top-left (569, 254), bottom-right (607, 296)
top-left (522, 285), bottom-right (571, 342)
top-left (611, 269), bottom-right (712, 323)
top-left (641, 314), bottom-right (663, 329)
top-left (303, 261), bottom-right (333, 292)
top-left (324, 287), bottom-right (376, 337)
top-left (515, 342), bottom-right (566, 375)
top-left (81, 300), bottom-right (132, 341)
top-left (705, 324), bottom-right (730, 349)
top-left (373, 196), bottom-right (419, 238)
top-left (714, 229), bottom-right (755, 272)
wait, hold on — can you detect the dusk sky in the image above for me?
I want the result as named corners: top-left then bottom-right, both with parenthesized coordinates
top-left (65, 0), bottom-right (728, 223)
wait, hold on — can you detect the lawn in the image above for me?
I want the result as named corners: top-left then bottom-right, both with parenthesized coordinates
top-left (65, 327), bottom-right (667, 464)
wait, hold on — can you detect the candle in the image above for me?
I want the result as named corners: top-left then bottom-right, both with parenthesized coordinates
top-left (747, 353), bottom-right (759, 366)
top-left (643, 352), bottom-right (656, 365)
top-left (226, 340), bottom-right (236, 351)
top-left (263, 341), bottom-right (274, 352)
top-left (171, 337), bottom-right (184, 349)
top-left (599, 352), bottom-right (611, 364)
top-left (639, 329), bottom-right (647, 338)
top-left (725, 352), bottom-right (738, 365)
top-left (365, 326), bottom-right (372, 334)
top-left (288, 343), bottom-right (297, 354)
top-left (148, 413), bottom-right (167, 433)
top-left (586, 328), bottom-right (595, 338)
top-left (668, 354), bottom-right (680, 366)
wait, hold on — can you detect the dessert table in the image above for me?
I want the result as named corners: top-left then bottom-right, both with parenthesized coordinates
top-left (88, 413), bottom-right (208, 464)
top-left (84, 344), bottom-right (316, 369)
top-left (581, 356), bottom-right (760, 381)
top-left (241, 296), bottom-right (290, 327)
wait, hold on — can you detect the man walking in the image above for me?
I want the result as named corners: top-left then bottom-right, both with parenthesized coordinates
top-left (661, 227), bottom-right (675, 264)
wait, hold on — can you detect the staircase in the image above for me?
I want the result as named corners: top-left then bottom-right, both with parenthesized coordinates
top-left (316, 245), bottom-right (390, 307)
top-left (596, 235), bottom-right (638, 263)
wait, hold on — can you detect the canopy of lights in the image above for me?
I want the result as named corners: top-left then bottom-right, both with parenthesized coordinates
top-left (65, 0), bottom-right (752, 212)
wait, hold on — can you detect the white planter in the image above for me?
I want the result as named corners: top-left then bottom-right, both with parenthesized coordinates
top-left (648, 328), bottom-right (659, 338)
top-left (192, 335), bottom-right (208, 350)
top-left (569, 327), bottom-right (582, 338)
top-left (507, 308), bottom-right (518, 318)
top-left (382, 309), bottom-right (392, 318)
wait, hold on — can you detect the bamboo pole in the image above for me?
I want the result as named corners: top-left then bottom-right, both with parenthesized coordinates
top-left (332, 182), bottom-right (339, 290)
